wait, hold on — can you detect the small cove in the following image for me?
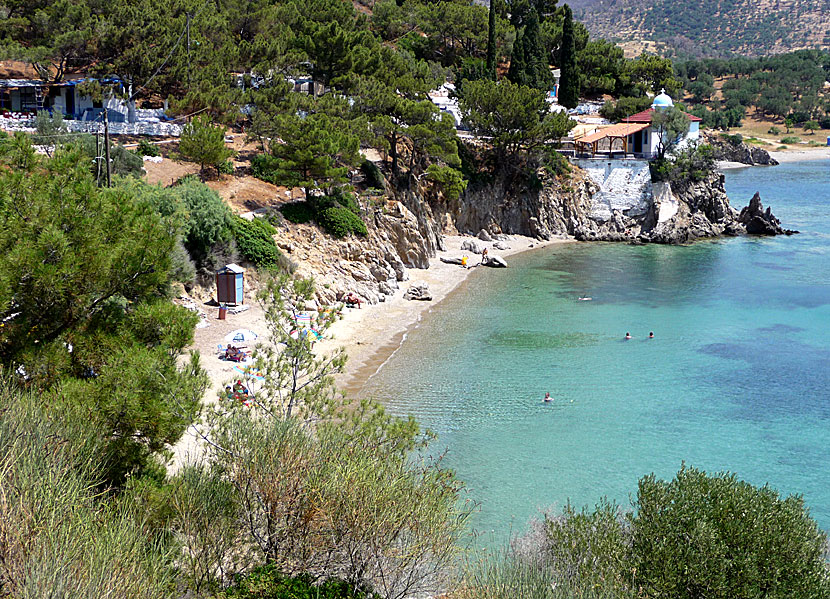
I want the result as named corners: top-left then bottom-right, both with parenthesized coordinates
top-left (359, 160), bottom-right (830, 544)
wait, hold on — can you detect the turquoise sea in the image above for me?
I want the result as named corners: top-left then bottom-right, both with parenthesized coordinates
top-left (360, 159), bottom-right (830, 543)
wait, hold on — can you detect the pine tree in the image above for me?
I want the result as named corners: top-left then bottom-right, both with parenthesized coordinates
top-left (487, 0), bottom-right (497, 80)
top-left (558, 4), bottom-right (579, 109)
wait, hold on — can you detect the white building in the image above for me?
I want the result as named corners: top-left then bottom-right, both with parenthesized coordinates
top-left (574, 90), bottom-right (701, 159)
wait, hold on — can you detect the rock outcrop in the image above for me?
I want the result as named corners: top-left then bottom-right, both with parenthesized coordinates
top-left (403, 282), bottom-right (432, 301)
top-left (704, 132), bottom-right (779, 166)
top-left (738, 192), bottom-right (798, 235)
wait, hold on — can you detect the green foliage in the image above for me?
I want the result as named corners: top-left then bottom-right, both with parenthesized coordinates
top-left (780, 136), bottom-right (801, 144)
top-left (231, 216), bottom-right (285, 269)
top-left (507, 7), bottom-right (551, 91)
top-left (650, 106), bottom-right (691, 159)
top-left (280, 201), bottom-right (316, 224)
top-left (600, 95), bottom-right (651, 122)
top-left (217, 159), bottom-right (235, 174)
top-left (0, 385), bottom-right (175, 598)
top-left (137, 138), bottom-right (161, 157)
top-left (649, 143), bottom-right (715, 185)
top-left (253, 112), bottom-right (360, 198)
top-left (719, 132), bottom-right (743, 146)
top-left (179, 114), bottom-right (234, 176)
top-left (557, 5), bottom-right (579, 109)
top-left (316, 205), bottom-right (368, 238)
top-left (222, 566), bottom-right (377, 599)
top-left (578, 39), bottom-right (629, 98)
top-left (32, 110), bottom-right (68, 150)
top-left (73, 134), bottom-right (145, 178)
top-left (628, 53), bottom-right (680, 96)
top-left (631, 465), bottom-right (830, 599)
top-left (361, 158), bottom-right (385, 190)
top-left (426, 164), bottom-right (467, 201)
top-left (174, 176), bottom-right (235, 263)
top-left (804, 120), bottom-right (820, 134)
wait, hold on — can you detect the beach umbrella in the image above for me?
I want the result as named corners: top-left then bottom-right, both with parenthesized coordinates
top-left (224, 329), bottom-right (259, 344)
top-left (290, 328), bottom-right (322, 341)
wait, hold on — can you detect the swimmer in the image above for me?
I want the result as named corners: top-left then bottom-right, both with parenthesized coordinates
top-left (543, 392), bottom-right (552, 403)
top-left (625, 332), bottom-right (632, 340)
top-left (578, 296), bottom-right (592, 301)
top-left (649, 331), bottom-right (654, 339)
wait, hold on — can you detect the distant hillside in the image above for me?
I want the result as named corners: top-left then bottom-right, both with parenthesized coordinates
top-left (572, 0), bottom-right (830, 58)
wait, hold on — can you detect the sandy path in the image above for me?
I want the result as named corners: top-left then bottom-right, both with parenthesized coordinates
top-left (170, 233), bottom-right (571, 469)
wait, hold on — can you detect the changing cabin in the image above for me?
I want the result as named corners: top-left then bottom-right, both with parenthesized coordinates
top-left (216, 264), bottom-right (245, 306)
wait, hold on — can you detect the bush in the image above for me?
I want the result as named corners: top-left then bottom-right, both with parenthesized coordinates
top-left (75, 134), bottom-right (145, 178)
top-left (32, 110), bottom-right (67, 149)
top-left (361, 158), bottom-right (385, 190)
top-left (780, 136), bottom-right (801, 144)
top-left (316, 205), bottom-right (368, 238)
top-left (280, 201), bottom-right (315, 224)
top-left (0, 386), bottom-right (175, 598)
top-left (650, 144), bottom-right (715, 185)
top-left (719, 132), bottom-right (743, 146)
top-left (232, 216), bottom-right (285, 269)
top-left (768, 126), bottom-right (781, 135)
top-left (137, 138), bottom-right (161, 157)
top-left (174, 176), bottom-right (235, 261)
top-left (250, 153), bottom-right (281, 185)
top-left (218, 160), bottom-right (234, 175)
top-left (221, 566), bottom-right (377, 599)
top-left (631, 465), bottom-right (830, 599)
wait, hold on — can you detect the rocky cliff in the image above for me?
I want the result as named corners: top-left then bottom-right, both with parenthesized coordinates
top-left (703, 133), bottom-right (779, 166)
top-left (270, 157), bottom-right (791, 305)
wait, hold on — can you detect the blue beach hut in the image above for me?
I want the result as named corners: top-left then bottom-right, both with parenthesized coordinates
top-left (216, 263), bottom-right (245, 305)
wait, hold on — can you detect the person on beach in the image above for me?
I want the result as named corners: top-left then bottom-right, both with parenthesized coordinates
top-left (481, 247), bottom-right (489, 265)
top-left (649, 331), bottom-right (654, 338)
top-left (625, 332), bottom-right (632, 339)
top-left (544, 392), bottom-right (552, 402)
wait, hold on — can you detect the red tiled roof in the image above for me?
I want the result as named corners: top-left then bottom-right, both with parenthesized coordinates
top-left (624, 107), bottom-right (702, 123)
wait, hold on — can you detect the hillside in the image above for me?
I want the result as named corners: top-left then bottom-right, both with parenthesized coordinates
top-left (573, 0), bottom-right (830, 57)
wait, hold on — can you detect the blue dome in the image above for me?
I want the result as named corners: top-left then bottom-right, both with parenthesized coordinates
top-left (652, 89), bottom-right (674, 109)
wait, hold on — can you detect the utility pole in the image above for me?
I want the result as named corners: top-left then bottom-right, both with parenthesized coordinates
top-left (104, 108), bottom-right (111, 188)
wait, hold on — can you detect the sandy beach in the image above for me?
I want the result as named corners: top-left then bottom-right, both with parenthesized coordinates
top-left (768, 147), bottom-right (830, 163)
top-left (171, 233), bottom-right (570, 468)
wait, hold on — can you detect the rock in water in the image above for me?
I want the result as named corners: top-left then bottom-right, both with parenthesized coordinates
top-left (483, 255), bottom-right (508, 268)
top-left (738, 192), bottom-right (798, 235)
top-left (461, 239), bottom-right (483, 254)
top-left (404, 282), bottom-right (432, 301)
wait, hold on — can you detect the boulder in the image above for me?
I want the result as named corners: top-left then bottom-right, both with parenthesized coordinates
top-left (738, 192), bottom-right (798, 235)
top-left (493, 240), bottom-right (510, 250)
top-left (440, 256), bottom-right (465, 265)
top-left (403, 282), bottom-right (432, 301)
top-left (483, 254), bottom-right (508, 268)
top-left (478, 229), bottom-right (493, 241)
top-left (461, 239), bottom-right (483, 254)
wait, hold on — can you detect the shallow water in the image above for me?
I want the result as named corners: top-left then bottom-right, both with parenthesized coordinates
top-left (361, 160), bottom-right (830, 543)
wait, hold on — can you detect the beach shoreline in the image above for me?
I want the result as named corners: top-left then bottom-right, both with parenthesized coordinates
top-left (767, 147), bottom-right (830, 163)
top-left (316, 234), bottom-right (573, 395)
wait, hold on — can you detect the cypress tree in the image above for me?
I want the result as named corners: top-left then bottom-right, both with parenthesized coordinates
top-left (486, 0), bottom-right (497, 80)
top-left (558, 4), bottom-right (579, 108)
top-left (507, 29), bottom-right (526, 86)
top-left (523, 7), bottom-right (550, 90)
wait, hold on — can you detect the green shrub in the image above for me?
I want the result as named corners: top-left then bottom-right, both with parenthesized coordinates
top-left (32, 110), bottom-right (67, 148)
top-left (768, 126), bottom-right (781, 135)
top-left (250, 153), bottom-right (281, 185)
top-left (316, 205), bottom-right (367, 238)
top-left (780, 136), bottom-right (801, 144)
top-left (650, 144), bottom-right (714, 184)
top-left (425, 164), bottom-right (468, 201)
top-left (218, 160), bottom-right (234, 175)
top-left (221, 566), bottom-right (377, 599)
top-left (719, 132), bottom-right (743, 146)
top-left (174, 176), bottom-right (235, 261)
top-left (75, 134), bottom-right (145, 178)
top-left (280, 201), bottom-right (315, 224)
top-left (361, 158), bottom-right (385, 190)
top-left (232, 216), bottom-right (285, 269)
top-left (631, 465), bottom-right (830, 599)
top-left (137, 138), bottom-right (161, 157)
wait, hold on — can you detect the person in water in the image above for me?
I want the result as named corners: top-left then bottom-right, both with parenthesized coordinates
top-left (544, 392), bottom-right (552, 402)
top-left (649, 331), bottom-right (654, 338)
top-left (625, 332), bottom-right (632, 339)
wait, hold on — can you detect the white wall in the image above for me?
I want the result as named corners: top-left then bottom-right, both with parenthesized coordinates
top-left (573, 158), bottom-right (654, 222)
